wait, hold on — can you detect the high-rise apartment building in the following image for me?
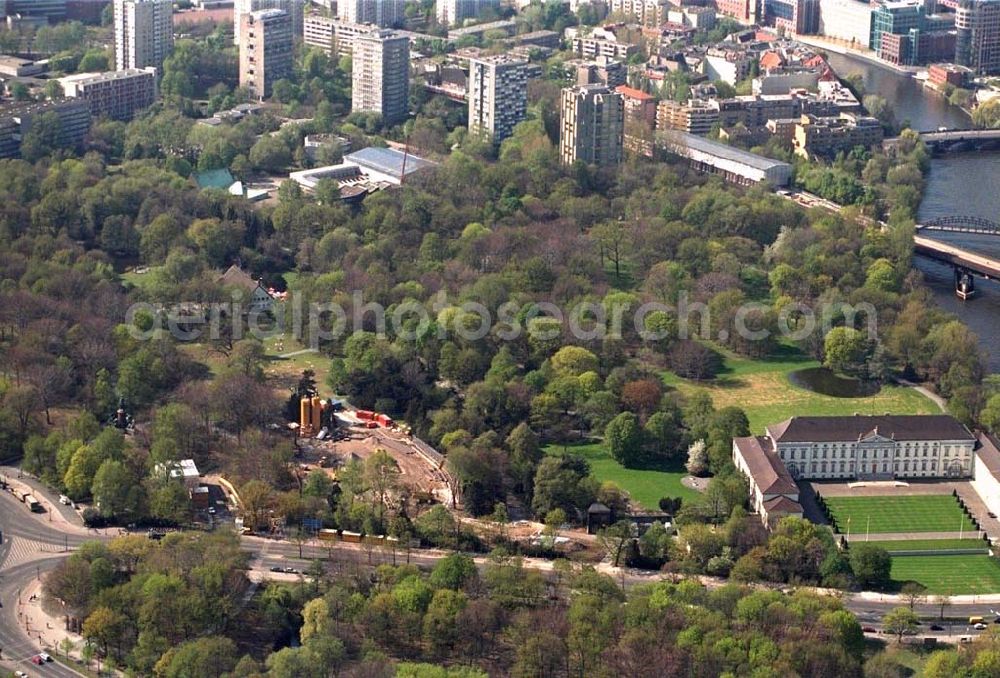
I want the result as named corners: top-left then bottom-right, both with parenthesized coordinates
top-left (233, 0), bottom-right (303, 44)
top-left (240, 8), bottom-right (294, 100)
top-left (560, 84), bottom-right (624, 166)
top-left (339, 0), bottom-right (405, 26)
top-left (956, 0), bottom-right (1000, 74)
top-left (435, 0), bottom-right (501, 27)
top-left (59, 67), bottom-right (158, 121)
top-left (114, 0), bottom-right (173, 72)
top-left (467, 55), bottom-right (528, 147)
top-left (351, 30), bottom-right (410, 125)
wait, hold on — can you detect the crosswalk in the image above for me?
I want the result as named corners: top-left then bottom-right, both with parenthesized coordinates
top-left (0, 537), bottom-right (58, 572)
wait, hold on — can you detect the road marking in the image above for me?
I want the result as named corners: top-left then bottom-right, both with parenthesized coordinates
top-left (0, 538), bottom-right (54, 573)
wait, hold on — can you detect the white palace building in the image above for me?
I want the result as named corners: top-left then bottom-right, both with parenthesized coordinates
top-left (733, 415), bottom-right (984, 527)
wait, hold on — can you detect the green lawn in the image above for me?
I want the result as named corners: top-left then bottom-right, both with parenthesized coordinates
top-left (825, 495), bottom-right (976, 535)
top-left (544, 441), bottom-right (700, 510)
top-left (858, 538), bottom-right (989, 553)
top-left (892, 555), bottom-right (1000, 595)
top-left (662, 346), bottom-right (938, 434)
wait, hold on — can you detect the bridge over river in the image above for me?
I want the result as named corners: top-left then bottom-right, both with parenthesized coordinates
top-left (914, 217), bottom-right (1000, 298)
top-left (884, 129), bottom-right (1000, 153)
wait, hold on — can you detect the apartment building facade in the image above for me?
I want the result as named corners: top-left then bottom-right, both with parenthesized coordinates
top-left (339, 0), bottom-right (405, 26)
top-left (956, 0), bottom-right (1000, 74)
top-left (59, 67), bottom-right (158, 121)
top-left (435, 0), bottom-right (501, 26)
top-left (560, 84), bottom-right (625, 166)
top-left (240, 9), bottom-right (294, 100)
top-left (233, 0), bottom-right (303, 44)
top-left (351, 30), bottom-right (410, 125)
top-left (114, 0), bottom-right (173, 72)
top-left (793, 112), bottom-right (884, 158)
top-left (468, 55), bottom-right (529, 147)
top-left (304, 15), bottom-right (376, 57)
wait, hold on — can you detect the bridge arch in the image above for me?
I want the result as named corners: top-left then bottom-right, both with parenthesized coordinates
top-left (917, 216), bottom-right (1000, 236)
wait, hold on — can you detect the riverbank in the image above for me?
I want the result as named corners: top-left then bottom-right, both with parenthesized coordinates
top-left (794, 34), bottom-right (919, 76)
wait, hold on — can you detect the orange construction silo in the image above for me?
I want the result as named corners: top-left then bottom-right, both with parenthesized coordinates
top-left (310, 395), bottom-right (322, 431)
top-left (300, 396), bottom-right (312, 433)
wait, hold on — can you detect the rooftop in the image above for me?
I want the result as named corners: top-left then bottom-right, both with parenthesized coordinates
top-left (734, 436), bottom-right (798, 495)
top-left (766, 415), bottom-right (975, 443)
top-left (251, 7), bottom-right (288, 19)
top-left (216, 264), bottom-right (261, 292)
top-left (976, 432), bottom-right (1000, 479)
top-left (762, 495), bottom-right (803, 513)
top-left (345, 146), bottom-right (435, 182)
top-left (59, 67), bottom-right (157, 85)
top-left (615, 85), bottom-right (655, 100)
top-left (194, 167), bottom-right (235, 190)
top-left (661, 131), bottom-right (791, 171)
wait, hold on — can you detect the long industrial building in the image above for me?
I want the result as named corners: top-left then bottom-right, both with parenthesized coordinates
top-left (657, 130), bottom-right (792, 186)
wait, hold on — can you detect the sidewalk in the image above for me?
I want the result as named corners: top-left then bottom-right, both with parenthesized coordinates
top-left (19, 577), bottom-right (84, 664)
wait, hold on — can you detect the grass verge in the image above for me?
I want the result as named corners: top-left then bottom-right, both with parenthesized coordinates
top-left (891, 554), bottom-right (1000, 595)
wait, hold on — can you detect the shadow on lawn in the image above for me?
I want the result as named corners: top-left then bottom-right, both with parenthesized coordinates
top-left (553, 441), bottom-right (689, 474)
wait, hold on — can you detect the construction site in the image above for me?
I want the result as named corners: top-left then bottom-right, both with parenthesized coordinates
top-left (294, 395), bottom-right (453, 506)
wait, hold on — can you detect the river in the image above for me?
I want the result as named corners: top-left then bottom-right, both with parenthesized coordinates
top-left (824, 52), bottom-right (1000, 370)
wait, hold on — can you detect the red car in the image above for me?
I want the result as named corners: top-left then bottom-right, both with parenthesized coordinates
top-left (30, 654), bottom-right (44, 665)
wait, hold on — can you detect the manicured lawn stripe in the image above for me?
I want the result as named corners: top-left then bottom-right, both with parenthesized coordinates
top-left (891, 555), bottom-right (1000, 595)
top-left (544, 441), bottom-right (699, 510)
top-left (825, 495), bottom-right (976, 534)
top-left (858, 539), bottom-right (988, 553)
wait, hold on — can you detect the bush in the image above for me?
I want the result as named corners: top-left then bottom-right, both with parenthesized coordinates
top-left (669, 341), bottom-right (722, 380)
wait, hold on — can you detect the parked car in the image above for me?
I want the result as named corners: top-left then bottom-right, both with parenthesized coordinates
top-left (975, 622), bottom-right (987, 630)
top-left (30, 654), bottom-right (44, 665)
top-left (930, 624), bottom-right (944, 631)
top-left (270, 566), bottom-right (283, 572)
top-left (39, 652), bottom-right (51, 662)
top-left (989, 512), bottom-right (997, 519)
top-left (15, 671), bottom-right (28, 677)
top-left (58, 494), bottom-right (70, 505)
top-left (862, 626), bottom-right (877, 633)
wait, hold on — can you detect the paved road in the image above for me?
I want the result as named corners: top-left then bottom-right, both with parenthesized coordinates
top-left (0, 488), bottom-right (90, 678)
top-left (0, 469), bottom-right (82, 527)
top-left (3, 470), bottom-right (1000, 674)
